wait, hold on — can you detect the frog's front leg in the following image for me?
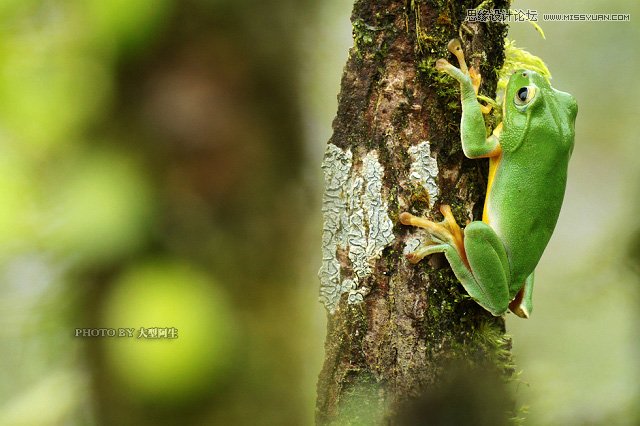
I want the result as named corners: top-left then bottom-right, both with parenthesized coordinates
top-left (401, 207), bottom-right (512, 316)
top-left (436, 39), bottom-right (500, 158)
top-left (436, 38), bottom-right (491, 114)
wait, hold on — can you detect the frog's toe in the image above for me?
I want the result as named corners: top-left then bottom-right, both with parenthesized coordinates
top-left (480, 103), bottom-right (492, 115)
top-left (399, 212), bottom-right (415, 226)
top-left (447, 38), bottom-right (462, 55)
top-left (469, 66), bottom-right (482, 94)
top-left (435, 58), bottom-right (451, 72)
top-left (405, 242), bottom-right (448, 264)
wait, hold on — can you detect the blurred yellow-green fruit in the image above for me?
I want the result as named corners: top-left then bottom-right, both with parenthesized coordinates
top-left (101, 260), bottom-right (236, 403)
top-left (44, 149), bottom-right (153, 264)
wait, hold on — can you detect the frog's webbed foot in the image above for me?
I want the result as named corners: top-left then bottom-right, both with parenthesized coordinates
top-left (437, 39), bottom-right (493, 114)
top-left (435, 39), bottom-right (470, 84)
top-left (468, 67), bottom-right (492, 114)
top-left (434, 39), bottom-right (471, 84)
top-left (400, 205), bottom-right (467, 265)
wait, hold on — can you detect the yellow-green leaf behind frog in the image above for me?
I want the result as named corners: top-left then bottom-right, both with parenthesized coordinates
top-left (400, 39), bottom-right (577, 318)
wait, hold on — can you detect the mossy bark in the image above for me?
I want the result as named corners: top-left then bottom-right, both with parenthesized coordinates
top-left (316, 1), bottom-right (513, 424)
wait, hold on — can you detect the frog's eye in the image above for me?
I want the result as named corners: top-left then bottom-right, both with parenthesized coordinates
top-left (514, 86), bottom-right (536, 106)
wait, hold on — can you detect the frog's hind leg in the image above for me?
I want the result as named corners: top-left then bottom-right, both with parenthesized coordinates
top-left (461, 221), bottom-right (511, 315)
top-left (401, 207), bottom-right (511, 316)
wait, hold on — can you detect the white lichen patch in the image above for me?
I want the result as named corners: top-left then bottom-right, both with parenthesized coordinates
top-left (318, 144), bottom-right (352, 312)
top-left (346, 175), bottom-right (368, 278)
top-left (318, 144), bottom-right (395, 313)
top-left (408, 141), bottom-right (439, 208)
top-left (362, 151), bottom-right (394, 264)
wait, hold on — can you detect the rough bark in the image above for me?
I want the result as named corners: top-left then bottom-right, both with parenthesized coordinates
top-left (317, 0), bottom-right (513, 424)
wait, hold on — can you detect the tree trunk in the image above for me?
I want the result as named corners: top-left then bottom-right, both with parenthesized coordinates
top-left (317, 0), bottom-right (513, 424)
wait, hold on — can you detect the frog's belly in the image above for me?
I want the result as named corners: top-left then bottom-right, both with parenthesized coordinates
top-left (484, 167), bottom-right (567, 285)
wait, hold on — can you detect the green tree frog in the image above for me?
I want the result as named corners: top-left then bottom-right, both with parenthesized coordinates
top-left (400, 39), bottom-right (577, 318)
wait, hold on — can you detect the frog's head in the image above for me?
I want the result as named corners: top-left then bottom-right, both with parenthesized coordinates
top-left (502, 69), bottom-right (577, 153)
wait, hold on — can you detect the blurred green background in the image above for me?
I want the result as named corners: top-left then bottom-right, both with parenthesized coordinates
top-left (0, 0), bottom-right (637, 425)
